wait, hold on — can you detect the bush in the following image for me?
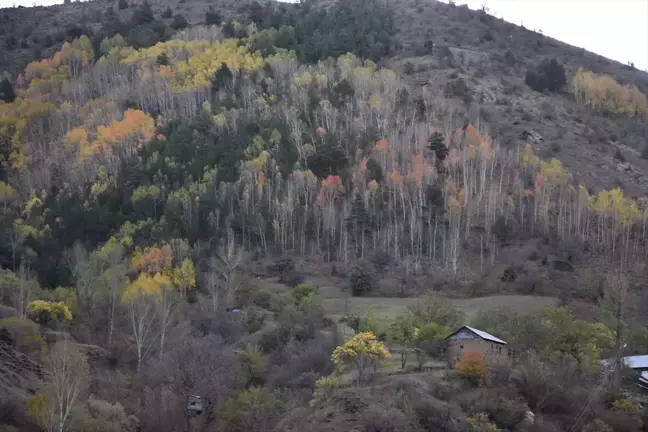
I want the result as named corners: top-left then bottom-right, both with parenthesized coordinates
top-left (205, 7), bottom-right (222, 26)
top-left (369, 250), bottom-right (391, 274)
top-left (403, 61), bottom-right (414, 75)
top-left (27, 300), bottom-right (72, 324)
top-left (349, 261), bottom-right (376, 296)
top-left (117, 0), bottom-right (128, 9)
top-left (161, 7), bottom-right (172, 18)
top-left (357, 313), bottom-right (378, 334)
top-left (444, 77), bottom-right (471, 99)
top-left (236, 344), bottom-right (267, 387)
top-left (0, 317), bottom-right (47, 357)
top-left (267, 256), bottom-right (294, 276)
top-left (170, 15), bottom-right (188, 30)
top-left (467, 412), bottom-right (501, 432)
top-left (292, 284), bottom-right (316, 304)
top-left (218, 387), bottom-right (283, 432)
top-left (525, 58), bottom-right (566, 93)
top-left (455, 351), bottom-right (487, 385)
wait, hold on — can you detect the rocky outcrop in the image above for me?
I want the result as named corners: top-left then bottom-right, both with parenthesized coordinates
top-left (522, 130), bottom-right (544, 144)
top-left (0, 338), bottom-right (43, 397)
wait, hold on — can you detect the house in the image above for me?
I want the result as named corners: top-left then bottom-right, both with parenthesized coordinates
top-left (445, 326), bottom-right (509, 367)
top-left (601, 355), bottom-right (648, 390)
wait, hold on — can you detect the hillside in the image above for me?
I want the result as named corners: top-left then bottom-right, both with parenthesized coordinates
top-left (1, 0), bottom-right (648, 431)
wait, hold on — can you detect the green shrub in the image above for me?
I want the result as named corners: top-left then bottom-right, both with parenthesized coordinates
top-left (0, 317), bottom-right (46, 357)
top-left (357, 313), bottom-right (378, 334)
top-left (236, 344), bottom-right (267, 387)
top-left (218, 387), bottom-right (283, 432)
top-left (349, 261), bottom-right (376, 296)
top-left (170, 15), bottom-right (188, 30)
top-left (467, 412), bottom-right (502, 432)
top-left (292, 284), bottom-right (316, 304)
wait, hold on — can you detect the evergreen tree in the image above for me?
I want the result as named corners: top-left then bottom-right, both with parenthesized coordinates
top-left (0, 78), bottom-right (16, 103)
top-left (211, 63), bottom-right (233, 93)
top-left (205, 7), bottom-right (222, 26)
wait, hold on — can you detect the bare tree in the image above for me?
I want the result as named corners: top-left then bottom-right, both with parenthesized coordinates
top-left (11, 264), bottom-right (37, 319)
top-left (211, 231), bottom-right (242, 308)
top-left (65, 242), bottom-right (101, 313)
top-left (99, 243), bottom-right (126, 350)
top-left (126, 289), bottom-right (158, 373)
top-left (42, 341), bottom-right (89, 432)
top-left (158, 282), bottom-right (178, 360)
top-left (605, 269), bottom-right (629, 388)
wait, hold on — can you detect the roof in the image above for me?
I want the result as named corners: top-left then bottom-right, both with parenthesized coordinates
top-left (623, 355), bottom-right (648, 369)
top-left (446, 325), bottom-right (507, 345)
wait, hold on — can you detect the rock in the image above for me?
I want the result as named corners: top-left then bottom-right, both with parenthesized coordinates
top-left (521, 130), bottom-right (544, 144)
top-left (524, 410), bottom-right (535, 425)
top-left (616, 162), bottom-right (632, 173)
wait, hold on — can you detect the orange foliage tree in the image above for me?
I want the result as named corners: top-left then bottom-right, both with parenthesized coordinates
top-left (455, 351), bottom-right (487, 385)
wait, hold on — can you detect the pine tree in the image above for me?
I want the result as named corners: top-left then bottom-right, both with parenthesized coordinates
top-left (0, 78), bottom-right (16, 103)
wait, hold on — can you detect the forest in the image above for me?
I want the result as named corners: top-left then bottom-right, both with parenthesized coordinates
top-left (1, 0), bottom-right (648, 431)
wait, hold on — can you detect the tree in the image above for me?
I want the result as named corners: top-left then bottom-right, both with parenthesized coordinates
top-left (331, 332), bottom-right (390, 383)
top-left (170, 14), bottom-right (188, 30)
top-left (96, 237), bottom-right (126, 349)
top-left (0, 77), bottom-right (16, 103)
top-left (211, 63), bottom-right (233, 93)
top-left (414, 322), bottom-right (450, 367)
top-left (162, 6), bottom-right (172, 18)
top-left (428, 131), bottom-right (448, 167)
top-left (28, 341), bottom-right (88, 432)
top-left (218, 387), bottom-right (283, 432)
top-left (117, 0), bottom-right (128, 9)
top-left (389, 315), bottom-right (417, 368)
top-left (205, 7), bottom-right (222, 26)
top-left (28, 300), bottom-right (73, 324)
top-left (349, 261), bottom-right (376, 296)
top-left (525, 58), bottom-right (566, 93)
top-left (172, 257), bottom-right (196, 296)
top-left (467, 413), bottom-right (502, 432)
top-left (122, 273), bottom-right (170, 372)
top-left (455, 350), bottom-right (487, 385)
top-left (406, 295), bottom-right (465, 329)
top-left (131, 0), bottom-right (154, 25)
top-left (211, 234), bottom-right (242, 308)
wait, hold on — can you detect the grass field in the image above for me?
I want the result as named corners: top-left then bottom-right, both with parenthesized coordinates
top-left (258, 275), bottom-right (559, 335)
top-left (323, 295), bottom-right (560, 333)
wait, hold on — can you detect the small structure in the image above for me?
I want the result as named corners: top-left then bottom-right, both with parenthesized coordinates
top-left (186, 395), bottom-right (204, 417)
top-left (602, 355), bottom-right (648, 390)
top-left (445, 326), bottom-right (508, 367)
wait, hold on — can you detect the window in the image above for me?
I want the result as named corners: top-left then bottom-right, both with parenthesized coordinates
top-left (498, 345), bottom-right (502, 354)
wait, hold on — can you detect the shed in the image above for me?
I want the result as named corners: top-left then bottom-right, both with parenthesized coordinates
top-left (445, 325), bottom-right (509, 367)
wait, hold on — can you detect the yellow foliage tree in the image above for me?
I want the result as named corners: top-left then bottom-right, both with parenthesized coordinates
top-left (28, 300), bottom-right (73, 323)
top-left (331, 332), bottom-right (390, 384)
